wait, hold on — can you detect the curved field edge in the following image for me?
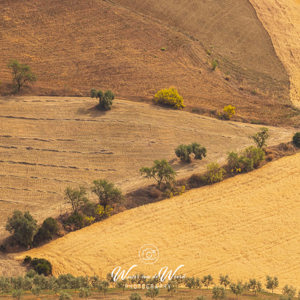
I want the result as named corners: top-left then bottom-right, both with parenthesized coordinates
top-left (249, 0), bottom-right (300, 108)
top-left (18, 152), bottom-right (300, 289)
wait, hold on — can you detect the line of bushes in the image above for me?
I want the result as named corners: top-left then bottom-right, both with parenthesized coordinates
top-left (1, 271), bottom-right (299, 300)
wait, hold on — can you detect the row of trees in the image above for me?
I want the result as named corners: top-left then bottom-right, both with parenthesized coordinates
top-left (1, 271), bottom-right (299, 300)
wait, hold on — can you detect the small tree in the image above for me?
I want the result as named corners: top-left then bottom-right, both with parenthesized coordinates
top-left (33, 217), bottom-right (59, 246)
top-left (12, 289), bottom-right (23, 300)
top-left (265, 276), bottom-right (278, 294)
top-left (130, 293), bottom-right (142, 300)
top-left (145, 287), bottom-right (159, 298)
top-left (59, 292), bottom-right (73, 300)
top-left (202, 275), bottom-right (214, 289)
top-left (175, 143), bottom-right (206, 163)
top-left (8, 60), bottom-right (37, 93)
top-left (212, 286), bottom-right (225, 300)
top-left (292, 132), bottom-right (300, 148)
top-left (184, 277), bottom-right (195, 289)
top-left (219, 275), bottom-right (230, 289)
top-left (230, 282), bottom-right (244, 299)
top-left (140, 160), bottom-right (176, 190)
top-left (205, 163), bottom-right (225, 184)
top-left (167, 280), bottom-right (177, 295)
top-left (250, 128), bottom-right (269, 148)
top-left (247, 279), bottom-right (262, 295)
top-left (97, 281), bottom-right (109, 295)
top-left (65, 186), bottom-right (88, 214)
top-left (282, 285), bottom-right (296, 299)
top-left (91, 179), bottom-right (122, 209)
top-left (6, 210), bottom-right (38, 247)
top-left (79, 287), bottom-right (91, 299)
top-left (91, 89), bottom-right (115, 110)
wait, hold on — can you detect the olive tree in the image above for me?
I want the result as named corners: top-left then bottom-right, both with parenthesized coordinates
top-left (8, 60), bottom-right (37, 93)
top-left (6, 211), bottom-right (38, 247)
top-left (140, 159), bottom-right (176, 190)
top-left (91, 179), bottom-right (123, 209)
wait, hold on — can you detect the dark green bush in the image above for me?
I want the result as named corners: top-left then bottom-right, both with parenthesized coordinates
top-left (227, 146), bottom-right (265, 174)
top-left (175, 143), bottom-right (206, 163)
top-left (23, 256), bottom-right (32, 265)
top-left (91, 89), bottom-right (115, 110)
top-left (293, 132), bottom-right (300, 148)
top-left (33, 217), bottom-right (59, 246)
top-left (5, 211), bottom-right (38, 247)
top-left (64, 212), bottom-right (85, 230)
top-left (30, 258), bottom-right (52, 276)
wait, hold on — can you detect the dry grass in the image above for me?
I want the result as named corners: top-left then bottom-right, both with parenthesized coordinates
top-left (0, 0), bottom-right (299, 125)
top-left (20, 153), bottom-right (300, 290)
top-left (0, 96), bottom-right (293, 243)
top-left (249, 0), bottom-right (300, 107)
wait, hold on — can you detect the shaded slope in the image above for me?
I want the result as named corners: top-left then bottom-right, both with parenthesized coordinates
top-left (20, 153), bottom-right (300, 289)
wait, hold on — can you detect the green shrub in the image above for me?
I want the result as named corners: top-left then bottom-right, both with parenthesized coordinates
top-left (91, 180), bottom-right (123, 209)
top-left (205, 163), bottom-right (225, 184)
top-left (227, 147), bottom-right (265, 174)
top-left (130, 293), bottom-right (142, 300)
top-left (79, 287), bottom-right (91, 298)
top-left (140, 160), bottom-right (176, 190)
top-left (59, 292), bottom-right (73, 300)
top-left (23, 256), bottom-right (32, 265)
top-left (33, 217), bottom-right (59, 246)
top-left (175, 143), bottom-right (206, 162)
top-left (8, 60), bottom-right (37, 93)
top-left (65, 212), bottom-right (85, 230)
top-left (12, 289), bottom-right (23, 300)
top-left (293, 132), bottom-right (300, 148)
top-left (91, 89), bottom-right (115, 110)
top-left (30, 258), bottom-right (52, 276)
top-left (212, 286), bottom-right (225, 300)
top-left (211, 59), bottom-right (219, 71)
top-left (5, 211), bottom-right (38, 247)
top-left (65, 186), bottom-right (88, 214)
top-left (153, 87), bottom-right (185, 109)
top-left (145, 287), bottom-right (159, 298)
top-left (250, 127), bottom-right (269, 148)
top-left (202, 275), bottom-right (214, 288)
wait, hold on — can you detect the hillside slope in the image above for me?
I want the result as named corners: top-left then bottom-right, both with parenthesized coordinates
top-left (0, 0), bottom-right (298, 125)
top-left (21, 153), bottom-right (300, 288)
top-left (249, 0), bottom-right (300, 107)
top-left (0, 96), bottom-right (293, 242)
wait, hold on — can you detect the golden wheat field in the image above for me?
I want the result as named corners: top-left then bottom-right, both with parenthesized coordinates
top-left (0, 96), bottom-right (293, 242)
top-left (20, 153), bottom-right (300, 289)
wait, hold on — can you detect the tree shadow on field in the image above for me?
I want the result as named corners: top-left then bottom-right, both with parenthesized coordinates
top-left (76, 105), bottom-right (108, 117)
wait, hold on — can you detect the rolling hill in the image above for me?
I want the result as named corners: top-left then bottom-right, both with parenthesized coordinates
top-left (20, 153), bottom-right (300, 289)
top-left (0, 0), bottom-right (299, 125)
top-left (0, 96), bottom-right (293, 243)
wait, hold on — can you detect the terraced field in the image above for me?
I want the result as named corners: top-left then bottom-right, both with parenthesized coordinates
top-left (21, 153), bottom-right (300, 289)
top-left (0, 96), bottom-right (294, 243)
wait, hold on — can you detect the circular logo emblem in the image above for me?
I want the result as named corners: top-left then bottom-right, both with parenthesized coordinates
top-left (139, 244), bottom-right (159, 264)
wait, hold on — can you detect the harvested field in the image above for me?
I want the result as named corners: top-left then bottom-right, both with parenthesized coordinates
top-left (20, 152), bottom-right (300, 289)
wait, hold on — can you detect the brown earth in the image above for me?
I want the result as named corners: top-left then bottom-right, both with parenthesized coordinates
top-left (0, 0), bottom-right (299, 126)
